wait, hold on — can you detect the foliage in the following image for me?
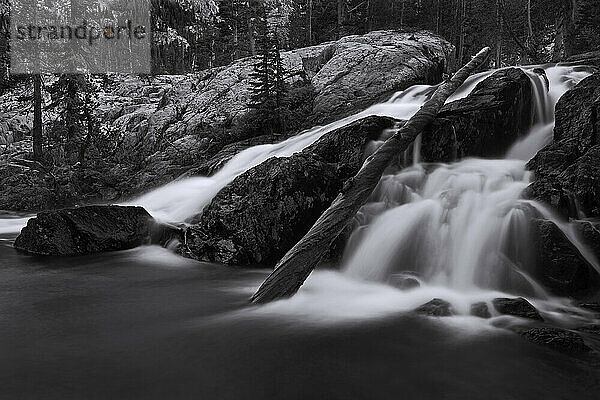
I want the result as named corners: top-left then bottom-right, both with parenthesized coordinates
top-left (237, 81), bottom-right (315, 138)
top-left (45, 74), bottom-right (100, 164)
top-left (246, 3), bottom-right (287, 134)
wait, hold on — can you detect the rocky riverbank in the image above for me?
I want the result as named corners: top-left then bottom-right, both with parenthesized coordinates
top-left (0, 30), bottom-right (454, 212)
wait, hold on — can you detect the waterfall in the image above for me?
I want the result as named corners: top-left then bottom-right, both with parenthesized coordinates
top-left (342, 65), bottom-right (597, 301)
top-left (133, 65), bottom-right (589, 224)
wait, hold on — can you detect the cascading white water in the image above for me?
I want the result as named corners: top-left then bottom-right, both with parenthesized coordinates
top-left (344, 159), bottom-right (535, 291)
top-left (122, 63), bottom-right (600, 324)
top-left (130, 92), bottom-right (437, 222)
top-left (130, 67), bottom-right (505, 222)
top-left (0, 66), bottom-right (474, 233)
top-left (506, 67), bottom-right (591, 160)
top-left (133, 65), bottom-right (590, 224)
top-left (341, 65), bottom-right (599, 316)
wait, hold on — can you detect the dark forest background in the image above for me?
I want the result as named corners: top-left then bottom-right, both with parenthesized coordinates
top-left (1, 0), bottom-right (599, 83)
top-left (150, 0), bottom-right (600, 73)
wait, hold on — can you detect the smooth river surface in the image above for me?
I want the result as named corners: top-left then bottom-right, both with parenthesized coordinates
top-left (1, 232), bottom-right (599, 400)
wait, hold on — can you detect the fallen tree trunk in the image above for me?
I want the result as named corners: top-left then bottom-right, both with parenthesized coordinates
top-left (251, 47), bottom-right (491, 304)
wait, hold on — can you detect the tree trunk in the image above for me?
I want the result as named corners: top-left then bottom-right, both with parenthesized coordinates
top-left (32, 74), bottom-right (43, 161)
top-left (308, 0), bottom-right (313, 45)
top-left (248, 17), bottom-right (256, 56)
top-left (251, 47), bottom-right (491, 304)
top-left (233, 4), bottom-right (239, 60)
top-left (337, 0), bottom-right (344, 39)
top-left (458, 0), bottom-right (467, 65)
top-left (526, 0), bottom-right (533, 38)
top-left (400, 0), bottom-right (405, 29)
top-left (435, 0), bottom-right (441, 34)
top-left (365, 0), bottom-right (373, 32)
top-left (496, 0), bottom-right (502, 68)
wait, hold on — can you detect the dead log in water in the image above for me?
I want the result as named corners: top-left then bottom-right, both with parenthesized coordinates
top-left (251, 47), bottom-right (492, 304)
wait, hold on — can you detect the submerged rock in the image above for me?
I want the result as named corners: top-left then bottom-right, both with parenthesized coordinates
top-left (415, 298), bottom-right (455, 317)
top-left (517, 327), bottom-right (591, 355)
top-left (531, 219), bottom-right (600, 296)
top-left (470, 302), bottom-right (491, 318)
top-left (180, 116), bottom-right (396, 265)
top-left (14, 205), bottom-right (156, 256)
top-left (492, 297), bottom-right (543, 320)
top-left (388, 273), bottom-right (421, 290)
top-left (421, 68), bottom-right (533, 162)
top-left (526, 72), bottom-right (600, 219)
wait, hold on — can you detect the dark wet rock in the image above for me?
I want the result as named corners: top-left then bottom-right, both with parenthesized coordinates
top-left (492, 297), bottom-right (543, 320)
top-left (531, 219), bottom-right (600, 296)
top-left (421, 68), bottom-right (533, 162)
top-left (14, 205), bottom-right (155, 256)
top-left (573, 219), bottom-right (600, 259)
top-left (470, 302), bottom-right (491, 318)
top-left (517, 327), bottom-right (591, 355)
top-left (388, 273), bottom-right (421, 290)
top-left (151, 222), bottom-right (185, 248)
top-left (526, 72), bottom-right (600, 219)
top-left (415, 298), bottom-right (455, 317)
top-left (180, 116), bottom-right (396, 265)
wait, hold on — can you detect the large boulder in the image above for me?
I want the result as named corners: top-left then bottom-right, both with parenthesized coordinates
top-left (526, 72), bottom-right (600, 219)
top-left (531, 219), bottom-right (600, 296)
top-left (516, 327), bottom-right (591, 355)
top-left (492, 297), bottom-right (543, 320)
top-left (0, 31), bottom-right (454, 211)
top-left (120, 30), bottom-right (452, 194)
top-left (421, 68), bottom-right (534, 162)
top-left (179, 116), bottom-right (396, 265)
top-left (156, 30), bottom-right (452, 134)
top-left (305, 31), bottom-right (453, 123)
top-left (14, 205), bottom-right (161, 256)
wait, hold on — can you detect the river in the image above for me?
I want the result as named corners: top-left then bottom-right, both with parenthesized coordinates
top-left (1, 64), bottom-right (600, 399)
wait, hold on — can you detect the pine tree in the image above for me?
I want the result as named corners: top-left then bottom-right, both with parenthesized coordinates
top-left (46, 74), bottom-right (99, 163)
top-left (247, 7), bottom-right (287, 135)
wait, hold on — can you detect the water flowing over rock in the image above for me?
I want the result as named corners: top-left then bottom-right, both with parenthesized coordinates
top-left (470, 302), bottom-right (491, 318)
top-left (420, 68), bottom-right (534, 162)
top-left (128, 31), bottom-right (451, 192)
top-left (492, 297), bottom-right (543, 320)
top-left (180, 116), bottom-right (396, 265)
top-left (531, 219), bottom-right (600, 295)
top-left (14, 206), bottom-right (156, 256)
top-left (527, 72), bottom-right (600, 219)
